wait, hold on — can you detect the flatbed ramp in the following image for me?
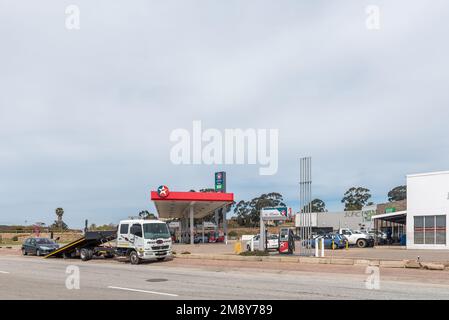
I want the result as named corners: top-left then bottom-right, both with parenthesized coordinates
top-left (44, 231), bottom-right (117, 259)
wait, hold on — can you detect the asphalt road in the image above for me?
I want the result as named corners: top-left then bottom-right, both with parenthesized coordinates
top-left (1, 255), bottom-right (449, 300)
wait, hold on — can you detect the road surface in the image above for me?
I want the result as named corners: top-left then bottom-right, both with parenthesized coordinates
top-left (1, 255), bottom-right (449, 299)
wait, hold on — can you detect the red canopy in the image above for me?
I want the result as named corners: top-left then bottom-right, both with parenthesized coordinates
top-left (151, 191), bottom-right (234, 219)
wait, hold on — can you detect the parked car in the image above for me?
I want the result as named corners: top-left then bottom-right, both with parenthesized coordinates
top-left (21, 238), bottom-right (60, 256)
top-left (308, 233), bottom-right (346, 249)
top-left (194, 235), bottom-right (209, 243)
top-left (367, 230), bottom-right (387, 244)
top-left (246, 234), bottom-right (279, 251)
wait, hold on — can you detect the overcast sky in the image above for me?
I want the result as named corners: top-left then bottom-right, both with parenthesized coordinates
top-left (1, 1), bottom-right (449, 227)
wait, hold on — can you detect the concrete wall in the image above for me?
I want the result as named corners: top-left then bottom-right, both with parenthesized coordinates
top-left (407, 171), bottom-right (449, 249)
top-left (295, 211), bottom-right (372, 231)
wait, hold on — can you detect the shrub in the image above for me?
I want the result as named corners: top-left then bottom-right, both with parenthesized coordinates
top-left (239, 250), bottom-right (269, 256)
top-left (228, 231), bottom-right (237, 237)
top-left (11, 236), bottom-right (18, 242)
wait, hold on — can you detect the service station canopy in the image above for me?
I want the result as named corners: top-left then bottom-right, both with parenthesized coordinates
top-left (151, 191), bottom-right (234, 219)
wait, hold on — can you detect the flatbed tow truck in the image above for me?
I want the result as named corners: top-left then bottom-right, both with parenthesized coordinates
top-left (44, 219), bottom-right (172, 264)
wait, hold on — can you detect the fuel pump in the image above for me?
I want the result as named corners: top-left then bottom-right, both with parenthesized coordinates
top-left (279, 227), bottom-right (295, 254)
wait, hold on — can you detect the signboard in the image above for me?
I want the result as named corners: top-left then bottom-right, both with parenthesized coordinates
top-left (361, 204), bottom-right (377, 222)
top-left (215, 172), bottom-right (226, 193)
top-left (157, 185), bottom-right (170, 198)
top-left (202, 221), bottom-right (217, 228)
top-left (260, 207), bottom-right (288, 221)
top-left (168, 221), bottom-right (180, 228)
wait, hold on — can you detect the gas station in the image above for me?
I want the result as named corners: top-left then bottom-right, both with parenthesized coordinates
top-left (151, 182), bottom-right (234, 245)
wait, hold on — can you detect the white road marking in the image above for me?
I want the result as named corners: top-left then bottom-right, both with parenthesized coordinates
top-left (0, 271), bottom-right (10, 274)
top-left (107, 286), bottom-right (178, 297)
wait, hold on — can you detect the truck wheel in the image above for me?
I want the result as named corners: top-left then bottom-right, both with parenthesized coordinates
top-left (80, 248), bottom-right (92, 261)
top-left (22, 248), bottom-right (27, 256)
top-left (356, 239), bottom-right (367, 248)
top-left (130, 251), bottom-right (141, 265)
top-left (36, 249), bottom-right (41, 256)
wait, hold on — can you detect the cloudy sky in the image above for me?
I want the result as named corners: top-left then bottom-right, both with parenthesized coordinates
top-left (1, 1), bottom-right (449, 227)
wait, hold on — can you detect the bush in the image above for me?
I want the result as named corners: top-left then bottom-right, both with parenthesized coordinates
top-left (239, 250), bottom-right (269, 256)
top-left (228, 231), bottom-right (238, 237)
top-left (181, 251), bottom-right (191, 255)
top-left (11, 236), bottom-right (18, 242)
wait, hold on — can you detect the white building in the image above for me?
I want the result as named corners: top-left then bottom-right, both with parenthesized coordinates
top-left (406, 171), bottom-right (449, 249)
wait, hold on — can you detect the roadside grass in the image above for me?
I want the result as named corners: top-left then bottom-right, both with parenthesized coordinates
top-left (0, 240), bottom-right (21, 246)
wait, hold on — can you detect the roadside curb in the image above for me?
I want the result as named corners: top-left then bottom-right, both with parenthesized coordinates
top-left (173, 253), bottom-right (449, 271)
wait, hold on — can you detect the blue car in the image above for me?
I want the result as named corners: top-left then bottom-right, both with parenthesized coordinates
top-left (309, 233), bottom-right (346, 249)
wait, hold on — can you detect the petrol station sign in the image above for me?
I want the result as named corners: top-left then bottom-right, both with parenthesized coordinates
top-left (214, 172), bottom-right (226, 192)
top-left (260, 207), bottom-right (288, 220)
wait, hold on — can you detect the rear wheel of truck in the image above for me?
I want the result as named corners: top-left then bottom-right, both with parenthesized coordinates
top-left (80, 248), bottom-right (92, 261)
top-left (356, 239), bottom-right (367, 248)
top-left (22, 248), bottom-right (27, 255)
top-left (130, 251), bottom-right (140, 265)
top-left (36, 249), bottom-right (41, 256)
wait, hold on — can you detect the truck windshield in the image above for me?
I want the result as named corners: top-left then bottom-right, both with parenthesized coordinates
top-left (143, 223), bottom-right (170, 239)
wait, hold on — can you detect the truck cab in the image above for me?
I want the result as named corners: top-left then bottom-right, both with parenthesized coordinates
top-left (117, 219), bottom-right (172, 264)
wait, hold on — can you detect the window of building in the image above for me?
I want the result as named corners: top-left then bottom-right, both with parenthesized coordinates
top-left (414, 215), bottom-right (446, 245)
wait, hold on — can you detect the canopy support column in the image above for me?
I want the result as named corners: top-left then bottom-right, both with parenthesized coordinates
top-left (190, 205), bottom-right (194, 245)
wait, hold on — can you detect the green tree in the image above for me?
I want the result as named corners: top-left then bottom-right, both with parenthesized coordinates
top-left (341, 187), bottom-right (372, 211)
top-left (303, 198), bottom-right (326, 212)
top-left (233, 192), bottom-right (286, 227)
top-left (139, 210), bottom-right (157, 220)
top-left (51, 207), bottom-right (68, 231)
top-left (388, 185), bottom-right (407, 202)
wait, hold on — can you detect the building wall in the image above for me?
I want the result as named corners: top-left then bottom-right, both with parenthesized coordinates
top-left (376, 200), bottom-right (407, 215)
top-left (407, 171), bottom-right (449, 249)
top-left (296, 211), bottom-right (372, 231)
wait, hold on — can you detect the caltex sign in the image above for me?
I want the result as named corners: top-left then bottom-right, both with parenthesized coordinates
top-left (157, 185), bottom-right (170, 198)
top-left (260, 207), bottom-right (288, 220)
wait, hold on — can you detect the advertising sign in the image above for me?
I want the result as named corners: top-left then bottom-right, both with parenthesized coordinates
top-left (168, 221), bottom-right (180, 228)
top-left (260, 207), bottom-right (288, 220)
top-left (215, 172), bottom-right (226, 193)
top-left (361, 204), bottom-right (377, 222)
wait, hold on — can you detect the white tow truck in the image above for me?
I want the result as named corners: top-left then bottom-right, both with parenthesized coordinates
top-left (45, 218), bottom-right (172, 264)
top-left (338, 228), bottom-right (374, 248)
top-left (116, 219), bottom-right (172, 264)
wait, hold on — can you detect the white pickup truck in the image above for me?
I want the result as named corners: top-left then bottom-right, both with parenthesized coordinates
top-left (338, 228), bottom-right (374, 248)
